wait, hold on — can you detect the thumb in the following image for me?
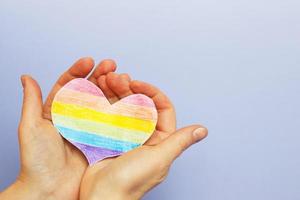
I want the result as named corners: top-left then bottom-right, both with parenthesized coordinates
top-left (157, 125), bottom-right (208, 163)
top-left (20, 75), bottom-right (43, 124)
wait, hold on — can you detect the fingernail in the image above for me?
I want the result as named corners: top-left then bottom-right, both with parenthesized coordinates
top-left (192, 127), bottom-right (208, 142)
top-left (20, 75), bottom-right (26, 87)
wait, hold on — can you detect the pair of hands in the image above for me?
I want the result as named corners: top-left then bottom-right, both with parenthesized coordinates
top-left (0, 58), bottom-right (208, 200)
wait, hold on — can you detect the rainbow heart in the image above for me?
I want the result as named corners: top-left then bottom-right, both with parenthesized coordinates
top-left (51, 78), bottom-right (157, 165)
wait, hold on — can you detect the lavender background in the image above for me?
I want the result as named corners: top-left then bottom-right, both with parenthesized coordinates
top-left (0, 0), bottom-right (300, 199)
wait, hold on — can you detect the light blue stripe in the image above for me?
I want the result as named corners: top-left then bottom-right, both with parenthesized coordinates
top-left (56, 126), bottom-right (140, 152)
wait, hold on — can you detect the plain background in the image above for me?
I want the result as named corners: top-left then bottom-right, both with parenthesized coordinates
top-left (0, 0), bottom-right (299, 199)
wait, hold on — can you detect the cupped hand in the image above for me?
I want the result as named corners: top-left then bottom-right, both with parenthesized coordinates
top-left (8, 58), bottom-right (118, 200)
top-left (80, 74), bottom-right (208, 200)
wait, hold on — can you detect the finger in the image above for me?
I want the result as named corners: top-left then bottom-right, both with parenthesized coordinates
top-left (156, 125), bottom-right (208, 163)
top-left (97, 75), bottom-right (119, 103)
top-left (119, 73), bottom-right (131, 81)
top-left (43, 57), bottom-right (95, 120)
top-left (144, 130), bottom-right (171, 145)
top-left (106, 72), bottom-right (133, 100)
top-left (20, 75), bottom-right (43, 124)
top-left (88, 59), bottom-right (117, 84)
top-left (130, 80), bottom-right (176, 133)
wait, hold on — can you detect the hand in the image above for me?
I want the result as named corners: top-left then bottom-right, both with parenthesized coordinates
top-left (79, 75), bottom-right (208, 200)
top-left (0, 58), bottom-right (118, 200)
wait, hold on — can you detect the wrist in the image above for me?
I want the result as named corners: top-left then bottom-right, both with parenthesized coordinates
top-left (80, 178), bottom-right (138, 200)
top-left (0, 179), bottom-right (54, 200)
top-left (84, 188), bottom-right (135, 200)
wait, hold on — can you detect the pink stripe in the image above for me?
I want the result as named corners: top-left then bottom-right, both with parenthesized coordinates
top-left (64, 78), bottom-right (104, 97)
top-left (63, 79), bottom-right (155, 108)
top-left (120, 94), bottom-right (155, 108)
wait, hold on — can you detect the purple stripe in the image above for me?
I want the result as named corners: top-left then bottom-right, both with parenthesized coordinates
top-left (70, 141), bottom-right (123, 165)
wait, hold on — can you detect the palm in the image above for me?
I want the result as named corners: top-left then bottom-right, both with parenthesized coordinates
top-left (18, 57), bottom-right (202, 200)
top-left (81, 75), bottom-right (176, 193)
top-left (23, 119), bottom-right (86, 198)
top-left (19, 58), bottom-right (118, 199)
top-left (26, 57), bottom-right (175, 199)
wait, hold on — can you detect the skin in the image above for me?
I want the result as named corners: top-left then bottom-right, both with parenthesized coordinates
top-left (81, 74), bottom-right (208, 200)
top-left (0, 57), bottom-right (116, 200)
top-left (0, 57), bottom-right (208, 200)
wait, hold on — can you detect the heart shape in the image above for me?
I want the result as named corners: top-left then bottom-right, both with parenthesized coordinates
top-left (51, 78), bottom-right (157, 165)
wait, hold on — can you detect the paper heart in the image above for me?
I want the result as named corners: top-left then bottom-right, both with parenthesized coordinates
top-left (51, 78), bottom-right (157, 165)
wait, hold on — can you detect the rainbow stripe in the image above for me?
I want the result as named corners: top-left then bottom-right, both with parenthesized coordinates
top-left (51, 78), bottom-right (157, 164)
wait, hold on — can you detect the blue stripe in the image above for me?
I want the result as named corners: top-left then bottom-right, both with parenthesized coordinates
top-left (56, 126), bottom-right (140, 152)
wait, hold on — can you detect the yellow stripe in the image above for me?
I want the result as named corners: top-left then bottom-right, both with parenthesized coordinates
top-left (54, 91), bottom-right (157, 121)
top-left (52, 114), bottom-right (150, 144)
top-left (52, 101), bottom-right (156, 133)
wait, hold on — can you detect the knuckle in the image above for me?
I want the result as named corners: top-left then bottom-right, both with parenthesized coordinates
top-left (177, 136), bottom-right (192, 151)
top-left (151, 149), bottom-right (169, 171)
top-left (155, 170), bottom-right (169, 184)
top-left (120, 73), bottom-right (130, 80)
top-left (106, 72), bottom-right (114, 78)
top-left (18, 122), bottom-right (26, 134)
top-left (19, 118), bottom-right (44, 132)
top-left (97, 76), bottom-right (106, 86)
